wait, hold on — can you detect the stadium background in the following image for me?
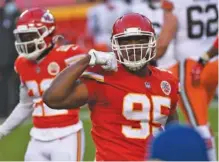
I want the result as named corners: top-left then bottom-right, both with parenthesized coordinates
top-left (0, 0), bottom-right (217, 160)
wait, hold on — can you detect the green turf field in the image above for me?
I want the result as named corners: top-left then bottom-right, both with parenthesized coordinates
top-left (0, 107), bottom-right (218, 161)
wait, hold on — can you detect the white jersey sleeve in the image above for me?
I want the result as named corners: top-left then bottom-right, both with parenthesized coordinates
top-left (0, 83), bottom-right (33, 136)
top-left (167, 0), bottom-right (218, 61)
top-left (19, 82), bottom-right (33, 104)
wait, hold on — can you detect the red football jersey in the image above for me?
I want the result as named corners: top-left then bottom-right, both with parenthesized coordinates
top-left (15, 44), bottom-right (85, 128)
top-left (82, 65), bottom-right (179, 161)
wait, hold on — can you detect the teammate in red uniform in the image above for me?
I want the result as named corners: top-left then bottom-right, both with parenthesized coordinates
top-left (43, 13), bottom-right (179, 161)
top-left (0, 8), bottom-right (85, 161)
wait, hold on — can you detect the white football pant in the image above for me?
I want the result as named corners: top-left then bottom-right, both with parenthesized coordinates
top-left (24, 129), bottom-right (85, 161)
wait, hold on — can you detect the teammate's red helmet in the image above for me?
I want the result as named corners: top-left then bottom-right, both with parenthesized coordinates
top-left (111, 13), bottom-right (156, 71)
top-left (14, 8), bottom-right (56, 60)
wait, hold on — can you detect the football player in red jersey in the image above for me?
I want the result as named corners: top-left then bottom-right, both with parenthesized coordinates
top-left (0, 8), bottom-right (85, 161)
top-left (43, 13), bottom-right (179, 161)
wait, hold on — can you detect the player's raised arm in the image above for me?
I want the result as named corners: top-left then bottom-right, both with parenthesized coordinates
top-left (43, 54), bottom-right (91, 109)
top-left (43, 50), bottom-right (117, 109)
top-left (156, 0), bottom-right (177, 59)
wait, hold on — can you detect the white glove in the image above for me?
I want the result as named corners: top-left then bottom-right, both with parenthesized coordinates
top-left (88, 49), bottom-right (118, 71)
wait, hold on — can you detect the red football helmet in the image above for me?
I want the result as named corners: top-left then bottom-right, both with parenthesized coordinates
top-left (14, 8), bottom-right (56, 60)
top-left (111, 13), bottom-right (156, 71)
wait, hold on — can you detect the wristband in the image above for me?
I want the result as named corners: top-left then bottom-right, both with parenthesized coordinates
top-left (198, 53), bottom-right (210, 65)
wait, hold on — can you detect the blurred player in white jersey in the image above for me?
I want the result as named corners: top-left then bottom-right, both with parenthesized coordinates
top-left (0, 8), bottom-right (85, 161)
top-left (157, 0), bottom-right (218, 160)
top-left (131, 0), bottom-right (177, 69)
top-left (86, 0), bottom-right (130, 51)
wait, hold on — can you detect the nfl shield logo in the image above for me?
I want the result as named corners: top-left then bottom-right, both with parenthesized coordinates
top-left (160, 81), bottom-right (171, 95)
top-left (145, 82), bottom-right (151, 89)
top-left (36, 66), bottom-right (40, 73)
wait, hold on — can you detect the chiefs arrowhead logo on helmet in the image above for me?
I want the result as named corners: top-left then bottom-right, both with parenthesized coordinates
top-left (41, 12), bottom-right (54, 24)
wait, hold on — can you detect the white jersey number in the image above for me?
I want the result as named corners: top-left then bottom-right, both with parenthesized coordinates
top-left (122, 93), bottom-right (171, 139)
top-left (26, 79), bottom-right (68, 116)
